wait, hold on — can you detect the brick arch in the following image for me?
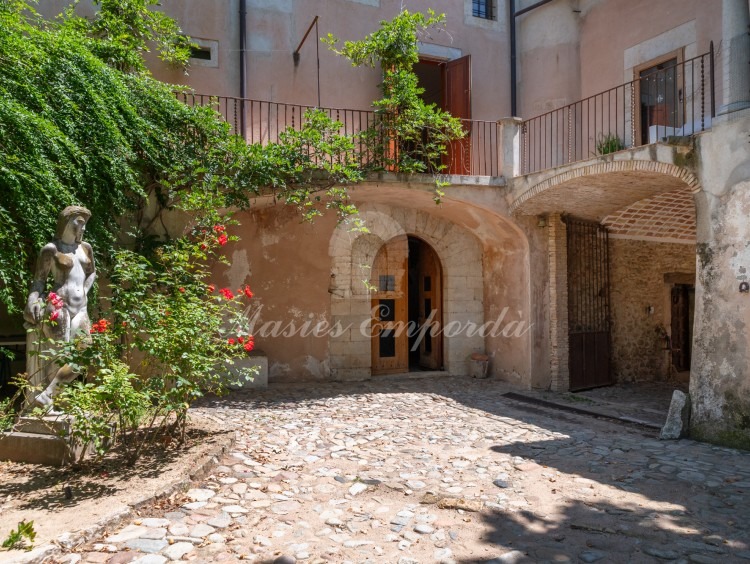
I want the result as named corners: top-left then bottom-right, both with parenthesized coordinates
top-left (327, 205), bottom-right (484, 380)
top-left (511, 159), bottom-right (701, 215)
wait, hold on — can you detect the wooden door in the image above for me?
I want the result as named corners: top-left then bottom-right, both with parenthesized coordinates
top-left (670, 284), bottom-right (693, 371)
top-left (417, 242), bottom-right (442, 369)
top-left (371, 236), bottom-right (409, 375)
top-left (443, 55), bottom-right (472, 175)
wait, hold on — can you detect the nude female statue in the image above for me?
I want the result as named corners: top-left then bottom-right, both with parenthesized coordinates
top-left (23, 206), bottom-right (96, 408)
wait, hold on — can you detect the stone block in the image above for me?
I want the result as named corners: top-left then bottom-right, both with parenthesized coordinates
top-left (660, 390), bottom-right (690, 440)
top-left (226, 351), bottom-right (268, 390)
top-left (0, 431), bottom-right (78, 466)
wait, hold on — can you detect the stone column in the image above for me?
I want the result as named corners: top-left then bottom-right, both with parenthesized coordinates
top-left (690, 111), bottom-right (750, 448)
top-left (498, 117), bottom-right (524, 178)
top-left (548, 213), bottom-right (569, 392)
top-left (719, 0), bottom-right (750, 114)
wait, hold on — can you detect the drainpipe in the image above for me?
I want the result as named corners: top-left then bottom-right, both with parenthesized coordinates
top-left (510, 0), bottom-right (517, 116)
top-left (509, 0), bottom-right (558, 117)
top-left (239, 0), bottom-right (247, 139)
top-left (718, 0), bottom-right (750, 114)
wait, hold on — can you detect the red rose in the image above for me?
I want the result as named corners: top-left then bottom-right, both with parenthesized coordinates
top-left (217, 233), bottom-right (228, 246)
top-left (49, 310), bottom-right (59, 322)
top-left (228, 338), bottom-right (236, 345)
top-left (208, 284), bottom-right (215, 293)
top-left (243, 285), bottom-right (254, 299)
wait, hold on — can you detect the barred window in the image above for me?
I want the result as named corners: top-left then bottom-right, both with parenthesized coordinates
top-left (472, 0), bottom-right (495, 20)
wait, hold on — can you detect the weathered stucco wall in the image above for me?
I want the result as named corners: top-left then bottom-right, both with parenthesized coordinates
top-left (577, 0), bottom-right (718, 99)
top-left (609, 238), bottom-right (695, 383)
top-left (691, 111), bottom-right (750, 448)
top-left (213, 179), bottom-right (533, 386)
top-left (221, 204), bottom-right (339, 383)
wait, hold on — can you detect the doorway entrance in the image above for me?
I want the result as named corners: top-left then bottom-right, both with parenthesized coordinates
top-left (371, 236), bottom-right (443, 375)
top-left (636, 53), bottom-right (683, 144)
top-left (670, 283), bottom-right (694, 373)
top-left (413, 55), bottom-right (472, 174)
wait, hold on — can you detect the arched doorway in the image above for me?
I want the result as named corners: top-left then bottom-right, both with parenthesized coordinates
top-left (371, 235), bottom-right (443, 375)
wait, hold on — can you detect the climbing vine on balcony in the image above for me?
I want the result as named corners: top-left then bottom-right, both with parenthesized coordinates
top-left (323, 9), bottom-right (465, 200)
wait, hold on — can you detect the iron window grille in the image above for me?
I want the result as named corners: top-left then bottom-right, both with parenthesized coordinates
top-left (472, 0), bottom-right (495, 20)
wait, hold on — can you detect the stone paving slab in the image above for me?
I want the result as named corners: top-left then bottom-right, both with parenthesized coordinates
top-left (56, 376), bottom-right (750, 563)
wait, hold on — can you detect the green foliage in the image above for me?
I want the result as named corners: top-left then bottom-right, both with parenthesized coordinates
top-left (61, 0), bottom-right (194, 72)
top-left (596, 132), bottom-right (625, 155)
top-left (2, 520), bottom-right (36, 551)
top-left (1, 0), bottom-right (363, 465)
top-left (0, 1), bottom-right (361, 313)
top-left (324, 9), bottom-right (465, 189)
top-left (35, 219), bottom-right (258, 464)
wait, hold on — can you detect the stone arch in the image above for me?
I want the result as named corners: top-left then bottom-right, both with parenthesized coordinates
top-left (511, 159), bottom-right (701, 215)
top-left (327, 205), bottom-right (484, 380)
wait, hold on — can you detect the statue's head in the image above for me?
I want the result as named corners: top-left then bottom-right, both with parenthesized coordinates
top-left (56, 206), bottom-right (91, 244)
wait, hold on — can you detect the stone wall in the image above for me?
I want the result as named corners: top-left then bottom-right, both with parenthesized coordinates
top-left (609, 238), bottom-right (696, 382)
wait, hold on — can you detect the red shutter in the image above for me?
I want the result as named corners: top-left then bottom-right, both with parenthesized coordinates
top-left (443, 55), bottom-right (472, 174)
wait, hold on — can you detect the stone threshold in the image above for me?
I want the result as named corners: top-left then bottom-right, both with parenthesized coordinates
top-left (502, 391), bottom-right (662, 430)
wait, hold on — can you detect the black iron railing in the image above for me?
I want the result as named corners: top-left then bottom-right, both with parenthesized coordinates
top-left (176, 93), bottom-right (500, 177)
top-left (521, 48), bottom-right (715, 175)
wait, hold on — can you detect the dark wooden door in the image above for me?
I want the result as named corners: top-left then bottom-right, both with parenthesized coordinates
top-left (567, 218), bottom-right (613, 391)
top-left (371, 236), bottom-right (409, 375)
top-left (443, 55), bottom-right (471, 174)
top-left (670, 284), bottom-right (693, 371)
top-left (417, 241), bottom-right (442, 369)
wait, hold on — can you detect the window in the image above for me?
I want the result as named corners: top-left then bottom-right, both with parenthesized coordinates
top-left (472, 0), bottom-right (494, 20)
top-left (188, 38), bottom-right (219, 68)
top-left (189, 46), bottom-right (211, 61)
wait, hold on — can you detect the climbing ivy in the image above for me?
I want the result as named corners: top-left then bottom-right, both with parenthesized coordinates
top-left (323, 9), bottom-right (466, 198)
top-left (0, 1), bottom-right (361, 314)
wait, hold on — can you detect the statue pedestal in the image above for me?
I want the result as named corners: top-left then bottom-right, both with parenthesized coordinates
top-left (0, 415), bottom-right (89, 466)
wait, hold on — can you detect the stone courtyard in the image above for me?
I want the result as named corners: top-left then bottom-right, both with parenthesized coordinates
top-left (48, 376), bottom-right (750, 564)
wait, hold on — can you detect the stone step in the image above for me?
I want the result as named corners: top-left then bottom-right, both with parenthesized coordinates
top-left (14, 414), bottom-right (74, 436)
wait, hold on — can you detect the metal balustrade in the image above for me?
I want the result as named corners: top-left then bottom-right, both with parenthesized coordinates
top-left (520, 48), bottom-right (716, 175)
top-left (176, 93), bottom-right (501, 177)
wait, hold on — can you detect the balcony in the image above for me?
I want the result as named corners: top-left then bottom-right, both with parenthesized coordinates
top-left (178, 48), bottom-right (715, 180)
top-left (176, 94), bottom-right (501, 177)
top-left (520, 49), bottom-right (716, 175)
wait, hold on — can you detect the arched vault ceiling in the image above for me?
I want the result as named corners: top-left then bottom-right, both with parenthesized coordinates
top-left (513, 171), bottom-right (692, 222)
top-left (602, 190), bottom-right (696, 242)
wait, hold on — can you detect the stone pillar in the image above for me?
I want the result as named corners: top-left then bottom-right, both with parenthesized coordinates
top-left (548, 213), bottom-right (569, 392)
top-left (498, 117), bottom-right (524, 178)
top-left (719, 0), bottom-right (750, 114)
top-left (690, 112), bottom-right (750, 448)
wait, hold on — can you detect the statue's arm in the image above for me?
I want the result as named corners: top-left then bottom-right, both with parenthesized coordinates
top-left (82, 242), bottom-right (96, 294)
top-left (24, 243), bottom-right (56, 324)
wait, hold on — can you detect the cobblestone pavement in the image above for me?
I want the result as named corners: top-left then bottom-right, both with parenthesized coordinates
top-left (61, 377), bottom-right (750, 564)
